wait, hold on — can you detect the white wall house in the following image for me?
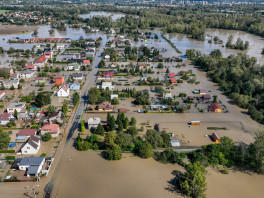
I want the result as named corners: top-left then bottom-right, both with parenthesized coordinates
top-left (0, 91), bottom-right (5, 100)
top-left (3, 80), bottom-right (19, 89)
top-left (57, 85), bottom-right (69, 97)
top-left (101, 82), bottom-right (114, 90)
top-left (110, 94), bottom-right (118, 100)
top-left (88, 117), bottom-right (101, 130)
top-left (7, 102), bottom-right (26, 114)
top-left (18, 157), bottom-right (45, 177)
top-left (20, 136), bottom-right (40, 155)
top-left (20, 69), bottom-right (35, 79)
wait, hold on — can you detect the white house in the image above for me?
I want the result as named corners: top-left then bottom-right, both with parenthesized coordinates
top-left (7, 102), bottom-right (26, 114)
top-left (104, 54), bottom-right (110, 59)
top-left (88, 117), bottom-right (101, 129)
top-left (170, 140), bottom-right (180, 147)
top-left (0, 91), bottom-right (5, 100)
top-left (110, 94), bottom-right (118, 100)
top-left (101, 82), bottom-right (114, 90)
top-left (3, 80), bottom-right (19, 89)
top-left (0, 112), bottom-right (14, 125)
top-left (20, 69), bottom-right (35, 79)
top-left (20, 136), bottom-right (41, 155)
top-left (56, 44), bottom-right (65, 50)
top-left (163, 93), bottom-right (172, 99)
top-left (57, 85), bottom-right (69, 97)
top-left (71, 73), bottom-right (83, 80)
top-left (17, 157), bottom-right (45, 177)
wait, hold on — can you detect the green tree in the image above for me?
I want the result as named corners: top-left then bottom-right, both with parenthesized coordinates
top-left (130, 117), bottom-right (136, 126)
top-left (177, 162), bottom-right (207, 198)
top-left (94, 123), bottom-right (105, 135)
top-left (14, 109), bottom-right (18, 119)
top-left (73, 92), bottom-right (80, 106)
top-left (126, 126), bottom-right (138, 137)
top-left (107, 113), bottom-right (116, 131)
top-left (118, 121), bottom-right (123, 132)
top-left (104, 132), bottom-right (116, 147)
top-left (115, 133), bottom-right (135, 151)
top-left (42, 133), bottom-right (52, 142)
top-left (35, 92), bottom-right (51, 107)
top-left (98, 59), bottom-right (105, 68)
top-left (62, 104), bottom-right (68, 115)
top-left (139, 142), bottom-right (153, 158)
top-left (0, 128), bottom-right (10, 149)
top-left (46, 105), bottom-right (56, 116)
top-left (105, 144), bottom-right (122, 160)
top-left (123, 117), bottom-right (129, 129)
top-left (145, 129), bottom-right (163, 148)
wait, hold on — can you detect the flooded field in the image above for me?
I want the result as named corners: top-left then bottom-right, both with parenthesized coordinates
top-left (80, 11), bottom-right (126, 21)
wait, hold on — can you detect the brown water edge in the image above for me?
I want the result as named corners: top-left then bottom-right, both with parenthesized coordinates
top-left (0, 25), bottom-right (37, 35)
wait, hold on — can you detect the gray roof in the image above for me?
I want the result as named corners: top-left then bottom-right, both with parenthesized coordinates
top-left (21, 69), bottom-right (34, 74)
top-left (19, 157), bottom-right (44, 166)
top-left (8, 102), bottom-right (26, 108)
top-left (27, 165), bottom-right (40, 175)
top-left (71, 73), bottom-right (83, 78)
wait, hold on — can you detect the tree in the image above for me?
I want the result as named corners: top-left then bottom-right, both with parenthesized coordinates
top-left (14, 109), bottom-right (18, 119)
top-left (46, 105), bottom-right (56, 116)
top-left (248, 130), bottom-right (264, 174)
top-left (107, 113), bottom-right (116, 131)
top-left (118, 121), bottom-right (123, 132)
top-left (105, 144), bottom-right (122, 160)
top-left (115, 133), bottom-right (135, 151)
top-left (98, 59), bottom-right (105, 68)
top-left (73, 92), bottom-right (80, 106)
top-left (0, 128), bottom-right (10, 149)
top-left (161, 132), bottom-right (170, 148)
top-left (94, 123), bottom-right (105, 135)
top-left (111, 98), bottom-right (119, 105)
top-left (213, 95), bottom-right (218, 103)
top-left (261, 48), bottom-right (264, 55)
top-left (80, 120), bottom-right (85, 132)
top-left (123, 117), bottom-right (129, 129)
top-left (10, 85), bottom-right (15, 90)
top-left (104, 132), bottom-right (116, 147)
top-left (62, 104), bottom-right (68, 115)
top-left (130, 117), bottom-right (136, 126)
top-left (126, 126), bottom-right (138, 137)
top-left (177, 162), bottom-right (207, 198)
top-left (154, 123), bottom-right (160, 132)
top-left (42, 133), bottom-right (52, 142)
top-left (157, 63), bottom-right (164, 69)
top-left (35, 92), bottom-right (51, 107)
top-left (145, 129), bottom-right (163, 148)
top-left (139, 142), bottom-right (153, 158)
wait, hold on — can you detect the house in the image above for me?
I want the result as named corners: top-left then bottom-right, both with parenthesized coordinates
top-left (199, 89), bottom-right (206, 95)
top-left (88, 117), bottom-right (101, 130)
top-left (17, 129), bottom-right (38, 140)
top-left (69, 83), bottom-right (80, 90)
top-left (103, 72), bottom-right (114, 78)
top-left (10, 73), bottom-right (20, 80)
top-left (138, 63), bottom-right (148, 70)
top-left (64, 63), bottom-right (80, 71)
top-left (17, 109), bottom-right (30, 120)
top-left (98, 102), bottom-right (113, 111)
top-left (111, 94), bottom-right (118, 100)
top-left (0, 112), bottom-right (14, 125)
top-left (212, 133), bottom-right (220, 143)
top-left (57, 85), bottom-right (69, 97)
top-left (202, 94), bottom-right (211, 101)
top-left (141, 74), bottom-right (148, 82)
top-left (104, 54), bottom-right (110, 59)
top-left (49, 111), bottom-right (63, 124)
top-left (3, 80), bottom-right (19, 89)
top-left (71, 73), bottom-right (83, 80)
top-left (41, 123), bottom-right (60, 137)
top-left (15, 157), bottom-right (45, 177)
top-left (150, 104), bottom-right (168, 110)
top-left (170, 140), bottom-right (180, 147)
top-left (190, 121), bottom-right (200, 126)
top-left (0, 91), bottom-right (5, 100)
top-left (0, 68), bottom-right (14, 76)
top-left (25, 65), bottom-right (36, 70)
top-left (83, 59), bottom-right (90, 65)
top-left (209, 103), bottom-right (222, 113)
top-left (53, 75), bottom-right (65, 85)
top-left (168, 73), bottom-right (176, 79)
top-left (20, 69), bottom-right (35, 78)
top-left (7, 102), bottom-right (26, 114)
top-left (118, 108), bottom-right (129, 113)
top-left (163, 93), bottom-right (172, 99)
top-left (101, 82), bottom-right (114, 90)
top-left (43, 48), bottom-right (53, 59)
top-left (56, 44), bottom-right (64, 50)
top-left (34, 77), bottom-right (46, 83)
top-left (20, 136), bottom-right (40, 155)
top-left (86, 48), bottom-right (95, 57)
top-left (170, 78), bottom-right (177, 84)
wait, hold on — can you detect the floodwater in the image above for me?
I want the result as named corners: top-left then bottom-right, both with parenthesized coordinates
top-left (80, 11), bottom-right (126, 21)
top-left (167, 28), bottom-right (264, 64)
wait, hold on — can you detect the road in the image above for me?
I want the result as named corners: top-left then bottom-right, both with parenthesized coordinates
top-left (43, 35), bottom-right (107, 198)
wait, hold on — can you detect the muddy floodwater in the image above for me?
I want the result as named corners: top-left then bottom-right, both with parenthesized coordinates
top-left (80, 11), bottom-right (126, 21)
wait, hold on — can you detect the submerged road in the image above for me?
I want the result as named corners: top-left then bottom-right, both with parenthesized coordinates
top-left (44, 36), bottom-right (107, 198)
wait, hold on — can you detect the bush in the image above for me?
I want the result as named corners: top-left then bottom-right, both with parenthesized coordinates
top-left (41, 153), bottom-right (47, 157)
top-left (220, 168), bottom-right (229, 174)
top-left (139, 142), bottom-right (153, 158)
top-left (42, 133), bottom-right (52, 141)
top-left (104, 144), bottom-right (122, 160)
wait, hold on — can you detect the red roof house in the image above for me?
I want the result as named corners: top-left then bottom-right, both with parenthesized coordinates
top-left (41, 123), bottom-right (60, 137)
top-left (170, 78), bottom-right (177, 84)
top-left (18, 129), bottom-right (38, 137)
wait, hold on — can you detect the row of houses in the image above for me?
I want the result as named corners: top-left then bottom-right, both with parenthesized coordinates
top-left (13, 38), bottom-right (71, 43)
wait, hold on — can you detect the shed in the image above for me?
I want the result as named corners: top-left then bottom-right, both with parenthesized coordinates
top-left (170, 140), bottom-right (180, 147)
top-left (212, 133), bottom-right (220, 143)
top-left (191, 121), bottom-right (200, 126)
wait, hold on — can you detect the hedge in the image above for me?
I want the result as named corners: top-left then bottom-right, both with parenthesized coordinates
top-left (0, 150), bottom-right (15, 153)
top-left (6, 156), bottom-right (15, 160)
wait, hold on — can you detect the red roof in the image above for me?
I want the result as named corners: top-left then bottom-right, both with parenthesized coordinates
top-left (0, 91), bottom-right (5, 95)
top-left (83, 60), bottom-right (90, 64)
top-left (169, 73), bottom-right (175, 77)
top-left (170, 78), bottom-right (177, 84)
top-left (18, 129), bottom-right (38, 136)
top-left (35, 59), bottom-right (45, 63)
top-left (0, 113), bottom-right (12, 121)
top-left (39, 56), bottom-right (47, 60)
top-left (60, 85), bottom-right (69, 92)
top-left (26, 65), bottom-right (35, 69)
top-left (119, 108), bottom-right (128, 112)
top-left (41, 123), bottom-right (59, 134)
top-left (103, 72), bottom-right (114, 78)
top-left (209, 103), bottom-right (222, 111)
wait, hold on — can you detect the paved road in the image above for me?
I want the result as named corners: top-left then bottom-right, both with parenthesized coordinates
top-left (44, 36), bottom-right (107, 198)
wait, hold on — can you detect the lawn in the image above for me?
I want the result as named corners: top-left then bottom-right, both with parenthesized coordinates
top-left (0, 10), bottom-right (10, 14)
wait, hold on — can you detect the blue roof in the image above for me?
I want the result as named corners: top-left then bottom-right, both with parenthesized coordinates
top-left (27, 165), bottom-right (40, 175)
